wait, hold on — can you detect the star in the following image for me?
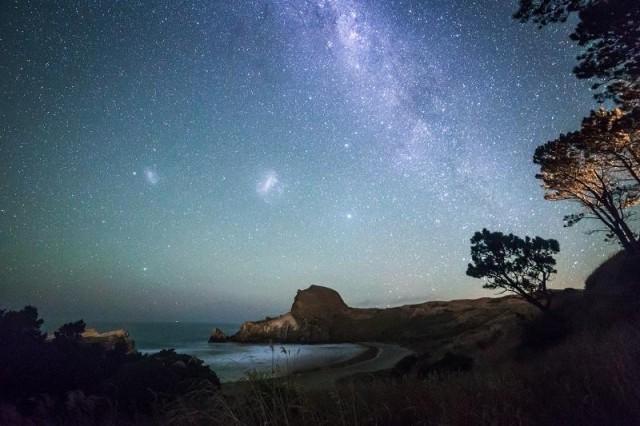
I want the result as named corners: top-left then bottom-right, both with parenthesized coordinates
top-left (2, 0), bottom-right (607, 320)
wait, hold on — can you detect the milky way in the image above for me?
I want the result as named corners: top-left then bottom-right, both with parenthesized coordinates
top-left (0, 0), bottom-right (613, 321)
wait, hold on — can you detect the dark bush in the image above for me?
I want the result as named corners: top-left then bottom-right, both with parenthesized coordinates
top-left (0, 306), bottom-right (220, 423)
top-left (391, 354), bottom-right (419, 377)
top-left (424, 352), bottom-right (474, 375)
top-left (390, 352), bottom-right (473, 379)
top-left (519, 312), bottom-right (571, 354)
top-left (109, 349), bottom-right (220, 414)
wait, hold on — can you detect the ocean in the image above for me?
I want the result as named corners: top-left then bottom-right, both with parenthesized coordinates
top-left (79, 321), bottom-right (367, 382)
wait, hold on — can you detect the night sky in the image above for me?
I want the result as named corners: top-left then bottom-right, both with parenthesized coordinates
top-left (1, 0), bottom-right (613, 322)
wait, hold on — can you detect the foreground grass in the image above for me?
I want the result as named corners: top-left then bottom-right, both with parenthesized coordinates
top-left (156, 320), bottom-right (640, 426)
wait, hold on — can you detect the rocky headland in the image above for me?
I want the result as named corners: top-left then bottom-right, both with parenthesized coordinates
top-left (216, 285), bottom-right (583, 367)
top-left (81, 327), bottom-right (135, 352)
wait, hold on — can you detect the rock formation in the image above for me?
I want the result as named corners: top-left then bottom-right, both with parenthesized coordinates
top-left (584, 249), bottom-right (640, 317)
top-left (585, 250), bottom-right (640, 300)
top-left (228, 284), bottom-right (548, 365)
top-left (81, 328), bottom-right (135, 352)
top-left (208, 327), bottom-right (227, 342)
top-left (232, 285), bottom-right (350, 342)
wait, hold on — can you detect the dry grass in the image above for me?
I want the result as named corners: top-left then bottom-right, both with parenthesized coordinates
top-left (154, 319), bottom-right (640, 426)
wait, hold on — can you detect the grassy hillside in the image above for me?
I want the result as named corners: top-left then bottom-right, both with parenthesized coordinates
top-left (159, 320), bottom-right (640, 425)
top-left (164, 251), bottom-right (640, 425)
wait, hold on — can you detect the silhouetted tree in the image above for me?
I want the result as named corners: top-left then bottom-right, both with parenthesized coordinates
top-left (581, 108), bottom-right (640, 186)
top-left (533, 112), bottom-right (640, 251)
top-left (515, 0), bottom-right (640, 109)
top-left (467, 229), bottom-right (559, 311)
top-left (54, 320), bottom-right (86, 341)
top-left (0, 306), bottom-right (220, 421)
top-left (0, 306), bottom-right (48, 401)
top-left (0, 306), bottom-right (46, 345)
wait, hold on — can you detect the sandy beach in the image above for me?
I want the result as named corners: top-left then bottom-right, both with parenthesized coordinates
top-left (223, 342), bottom-right (413, 393)
top-left (290, 343), bottom-right (414, 389)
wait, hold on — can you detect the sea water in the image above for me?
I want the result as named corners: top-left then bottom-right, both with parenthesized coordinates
top-left (86, 322), bottom-right (366, 382)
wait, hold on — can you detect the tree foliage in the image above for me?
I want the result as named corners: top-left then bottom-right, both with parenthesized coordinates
top-left (515, 0), bottom-right (640, 109)
top-left (0, 305), bottom-right (46, 345)
top-left (0, 306), bottom-right (220, 422)
top-left (54, 319), bottom-right (86, 341)
top-left (581, 108), bottom-right (640, 184)
top-left (533, 108), bottom-right (640, 250)
top-left (467, 229), bottom-right (559, 311)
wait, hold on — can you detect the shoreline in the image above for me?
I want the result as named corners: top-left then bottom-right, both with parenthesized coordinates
top-left (289, 342), bottom-right (414, 389)
top-left (222, 342), bottom-right (413, 392)
top-left (289, 343), bottom-right (380, 375)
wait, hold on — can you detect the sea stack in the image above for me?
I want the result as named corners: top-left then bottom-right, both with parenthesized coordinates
top-left (208, 327), bottom-right (227, 342)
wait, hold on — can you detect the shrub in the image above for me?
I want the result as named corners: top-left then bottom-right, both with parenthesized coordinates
top-left (0, 307), bottom-right (220, 423)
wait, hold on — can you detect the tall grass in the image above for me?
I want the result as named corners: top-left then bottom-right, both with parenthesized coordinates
top-left (156, 321), bottom-right (640, 425)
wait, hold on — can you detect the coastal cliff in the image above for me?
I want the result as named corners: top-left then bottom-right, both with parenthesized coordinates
top-left (232, 286), bottom-right (350, 342)
top-left (81, 328), bottom-right (135, 352)
top-left (225, 284), bottom-right (555, 363)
